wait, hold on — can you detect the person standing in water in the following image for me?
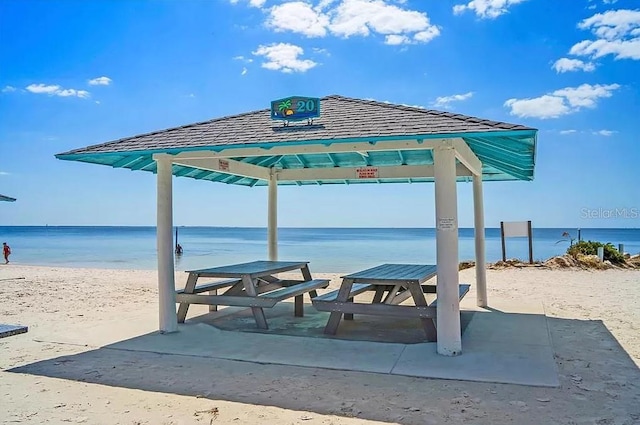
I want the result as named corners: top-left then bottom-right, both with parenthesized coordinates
top-left (3, 242), bottom-right (11, 264)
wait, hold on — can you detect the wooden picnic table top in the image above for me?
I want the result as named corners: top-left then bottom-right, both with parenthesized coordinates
top-left (186, 260), bottom-right (310, 278)
top-left (342, 263), bottom-right (437, 284)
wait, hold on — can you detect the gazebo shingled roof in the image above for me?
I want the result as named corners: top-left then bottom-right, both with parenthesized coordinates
top-left (56, 95), bottom-right (537, 186)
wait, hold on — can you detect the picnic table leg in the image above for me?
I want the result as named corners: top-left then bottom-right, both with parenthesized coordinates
top-left (345, 298), bottom-right (354, 320)
top-left (242, 275), bottom-right (269, 330)
top-left (301, 264), bottom-right (319, 299)
top-left (290, 264), bottom-right (317, 316)
top-left (294, 295), bottom-right (304, 317)
top-left (372, 286), bottom-right (386, 304)
top-left (383, 284), bottom-right (402, 304)
top-left (301, 264), bottom-right (313, 280)
top-left (324, 278), bottom-right (354, 335)
top-left (408, 282), bottom-right (437, 341)
top-left (209, 289), bottom-right (217, 312)
top-left (177, 273), bottom-right (198, 323)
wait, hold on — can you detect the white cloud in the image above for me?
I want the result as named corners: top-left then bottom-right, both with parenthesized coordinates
top-left (26, 84), bottom-right (60, 95)
top-left (433, 91), bottom-right (474, 108)
top-left (230, 0), bottom-right (266, 8)
top-left (552, 83), bottom-right (620, 108)
top-left (567, 9), bottom-right (640, 61)
top-left (579, 9), bottom-right (640, 40)
top-left (233, 55), bottom-right (254, 63)
top-left (453, 0), bottom-right (527, 19)
top-left (594, 129), bottom-right (616, 136)
top-left (570, 37), bottom-right (640, 60)
top-left (267, 2), bottom-right (329, 37)
top-left (265, 0), bottom-right (440, 45)
top-left (504, 95), bottom-right (569, 119)
top-left (25, 83), bottom-right (90, 99)
top-left (1, 85), bottom-right (16, 93)
top-left (252, 43), bottom-right (318, 73)
top-left (312, 47), bottom-right (330, 55)
top-left (241, 67), bottom-right (248, 75)
top-left (559, 129), bottom-right (577, 135)
top-left (88, 76), bottom-right (112, 86)
top-left (552, 57), bottom-right (596, 73)
top-left (0, 171), bottom-right (9, 176)
top-left (504, 83), bottom-right (619, 119)
top-left (385, 34), bottom-right (411, 45)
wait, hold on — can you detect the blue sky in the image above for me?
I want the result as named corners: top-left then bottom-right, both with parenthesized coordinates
top-left (0, 0), bottom-right (638, 228)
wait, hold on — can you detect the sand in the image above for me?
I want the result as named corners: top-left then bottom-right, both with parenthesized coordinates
top-left (1, 264), bottom-right (639, 425)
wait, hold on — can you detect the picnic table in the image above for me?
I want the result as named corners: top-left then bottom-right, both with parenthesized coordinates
top-left (312, 263), bottom-right (470, 341)
top-left (176, 260), bottom-right (329, 329)
top-left (0, 324), bottom-right (28, 339)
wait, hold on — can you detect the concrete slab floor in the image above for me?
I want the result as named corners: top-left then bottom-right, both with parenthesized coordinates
top-left (107, 300), bottom-right (559, 387)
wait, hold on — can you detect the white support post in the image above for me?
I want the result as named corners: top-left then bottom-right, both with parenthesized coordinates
top-left (267, 168), bottom-right (278, 261)
top-left (433, 146), bottom-right (462, 356)
top-left (473, 175), bottom-right (488, 307)
top-left (156, 155), bottom-right (178, 333)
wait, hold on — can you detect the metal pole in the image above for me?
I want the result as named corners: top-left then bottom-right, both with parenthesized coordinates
top-left (473, 175), bottom-right (487, 307)
top-left (268, 168), bottom-right (278, 261)
top-left (500, 222), bottom-right (506, 262)
top-left (156, 155), bottom-right (178, 333)
top-left (434, 146), bottom-right (462, 356)
top-left (527, 220), bottom-right (533, 264)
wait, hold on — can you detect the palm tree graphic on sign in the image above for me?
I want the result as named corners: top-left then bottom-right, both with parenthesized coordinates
top-left (278, 99), bottom-right (294, 117)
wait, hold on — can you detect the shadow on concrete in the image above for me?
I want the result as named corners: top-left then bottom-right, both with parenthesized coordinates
top-left (190, 302), bottom-right (474, 344)
top-left (8, 309), bottom-right (640, 424)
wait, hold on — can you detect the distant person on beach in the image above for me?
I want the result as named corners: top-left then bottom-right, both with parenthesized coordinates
top-left (3, 242), bottom-right (10, 264)
top-left (175, 244), bottom-right (183, 255)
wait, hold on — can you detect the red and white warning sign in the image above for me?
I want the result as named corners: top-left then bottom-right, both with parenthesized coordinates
top-left (356, 167), bottom-right (379, 179)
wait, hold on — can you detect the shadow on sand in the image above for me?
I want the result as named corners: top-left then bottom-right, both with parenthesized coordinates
top-left (8, 312), bottom-right (640, 425)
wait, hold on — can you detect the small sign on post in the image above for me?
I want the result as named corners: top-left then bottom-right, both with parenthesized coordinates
top-left (500, 220), bottom-right (534, 264)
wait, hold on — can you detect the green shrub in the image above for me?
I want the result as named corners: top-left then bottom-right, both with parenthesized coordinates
top-left (567, 240), bottom-right (626, 264)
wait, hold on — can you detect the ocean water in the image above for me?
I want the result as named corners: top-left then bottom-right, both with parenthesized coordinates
top-left (0, 226), bottom-right (638, 273)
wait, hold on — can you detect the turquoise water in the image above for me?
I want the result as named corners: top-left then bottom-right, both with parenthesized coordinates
top-left (0, 226), bottom-right (638, 273)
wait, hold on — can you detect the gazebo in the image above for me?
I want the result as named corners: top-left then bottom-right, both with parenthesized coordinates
top-left (56, 95), bottom-right (537, 356)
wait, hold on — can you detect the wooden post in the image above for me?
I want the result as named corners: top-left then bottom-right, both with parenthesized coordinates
top-left (268, 168), bottom-right (278, 261)
top-left (527, 220), bottom-right (533, 264)
top-left (434, 146), bottom-right (462, 356)
top-left (500, 221), bottom-right (507, 262)
top-left (473, 175), bottom-right (487, 307)
top-left (156, 155), bottom-right (178, 333)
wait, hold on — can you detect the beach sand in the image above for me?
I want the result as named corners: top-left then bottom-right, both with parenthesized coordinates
top-left (1, 264), bottom-right (639, 424)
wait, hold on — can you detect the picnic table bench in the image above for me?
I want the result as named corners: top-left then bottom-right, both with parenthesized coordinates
top-left (176, 260), bottom-right (329, 329)
top-left (312, 263), bottom-right (470, 341)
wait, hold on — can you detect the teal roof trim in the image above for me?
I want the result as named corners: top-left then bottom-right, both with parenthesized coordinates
top-left (57, 131), bottom-right (536, 184)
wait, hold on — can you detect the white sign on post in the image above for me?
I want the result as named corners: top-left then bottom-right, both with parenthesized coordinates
top-left (437, 217), bottom-right (457, 231)
top-left (502, 221), bottom-right (529, 237)
top-left (500, 220), bottom-right (534, 264)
